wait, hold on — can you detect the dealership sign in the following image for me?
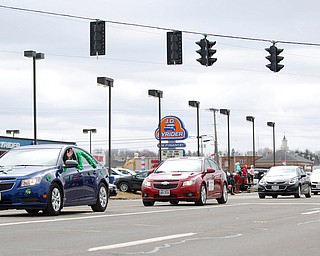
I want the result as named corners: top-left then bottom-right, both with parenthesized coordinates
top-left (154, 116), bottom-right (188, 141)
top-left (158, 142), bottom-right (186, 148)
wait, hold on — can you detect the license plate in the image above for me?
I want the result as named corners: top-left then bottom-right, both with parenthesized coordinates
top-left (159, 190), bottom-right (170, 196)
top-left (272, 185), bottom-right (279, 191)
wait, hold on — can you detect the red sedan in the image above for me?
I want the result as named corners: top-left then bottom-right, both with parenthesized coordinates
top-left (141, 157), bottom-right (228, 206)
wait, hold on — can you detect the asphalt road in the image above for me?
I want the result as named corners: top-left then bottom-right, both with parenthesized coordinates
top-left (1, 193), bottom-right (320, 256)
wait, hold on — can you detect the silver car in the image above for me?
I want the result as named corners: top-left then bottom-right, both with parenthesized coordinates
top-left (310, 169), bottom-right (320, 195)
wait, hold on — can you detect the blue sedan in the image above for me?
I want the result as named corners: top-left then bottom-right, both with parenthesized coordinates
top-left (0, 144), bottom-right (109, 215)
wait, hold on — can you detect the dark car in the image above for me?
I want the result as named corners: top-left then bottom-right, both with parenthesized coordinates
top-left (109, 183), bottom-right (118, 197)
top-left (114, 171), bottom-right (151, 192)
top-left (0, 144), bottom-right (109, 215)
top-left (258, 166), bottom-right (311, 199)
top-left (141, 157), bottom-right (228, 206)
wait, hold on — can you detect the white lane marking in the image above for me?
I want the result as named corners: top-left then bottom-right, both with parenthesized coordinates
top-left (301, 210), bottom-right (320, 215)
top-left (0, 204), bottom-right (232, 227)
top-left (130, 233), bottom-right (243, 254)
top-left (2, 201), bottom-right (320, 227)
top-left (298, 219), bottom-right (320, 226)
top-left (87, 233), bottom-right (197, 252)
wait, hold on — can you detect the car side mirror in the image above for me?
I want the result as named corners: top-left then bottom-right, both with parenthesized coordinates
top-left (301, 173), bottom-right (306, 178)
top-left (206, 168), bottom-right (215, 173)
top-left (64, 160), bottom-right (78, 168)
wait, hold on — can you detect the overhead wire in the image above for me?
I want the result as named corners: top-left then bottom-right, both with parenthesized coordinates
top-left (1, 4), bottom-right (320, 47)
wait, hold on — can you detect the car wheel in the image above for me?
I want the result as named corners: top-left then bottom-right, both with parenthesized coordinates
top-left (43, 183), bottom-right (62, 216)
top-left (119, 182), bottom-right (130, 192)
top-left (259, 194), bottom-right (266, 199)
top-left (272, 195), bottom-right (278, 198)
top-left (91, 183), bottom-right (108, 212)
top-left (25, 209), bottom-right (40, 215)
top-left (294, 185), bottom-right (301, 198)
top-left (217, 184), bottom-right (228, 204)
top-left (143, 200), bottom-right (155, 207)
top-left (195, 184), bottom-right (207, 206)
top-left (305, 186), bottom-right (312, 198)
top-left (170, 200), bottom-right (179, 205)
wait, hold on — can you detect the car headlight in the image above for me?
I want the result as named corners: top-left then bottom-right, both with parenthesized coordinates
top-left (289, 177), bottom-right (298, 184)
top-left (259, 179), bottom-right (266, 186)
top-left (143, 179), bottom-right (151, 187)
top-left (21, 176), bottom-right (43, 187)
top-left (182, 179), bottom-right (196, 187)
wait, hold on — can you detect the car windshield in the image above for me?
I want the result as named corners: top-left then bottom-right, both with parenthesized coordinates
top-left (0, 148), bottom-right (61, 167)
top-left (156, 159), bottom-right (202, 173)
top-left (266, 166), bottom-right (297, 177)
top-left (311, 169), bottom-right (320, 176)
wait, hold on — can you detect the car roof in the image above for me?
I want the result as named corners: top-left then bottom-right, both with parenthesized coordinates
top-left (10, 144), bottom-right (72, 151)
top-left (166, 157), bottom-right (207, 161)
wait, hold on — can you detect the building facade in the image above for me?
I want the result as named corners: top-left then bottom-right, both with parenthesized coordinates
top-left (0, 136), bottom-right (75, 155)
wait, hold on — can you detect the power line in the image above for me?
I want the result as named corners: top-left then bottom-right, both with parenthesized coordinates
top-left (1, 4), bottom-right (320, 47)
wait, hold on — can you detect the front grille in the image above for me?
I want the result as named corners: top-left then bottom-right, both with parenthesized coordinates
top-left (21, 197), bottom-right (41, 203)
top-left (0, 177), bottom-right (16, 181)
top-left (0, 198), bottom-right (12, 204)
top-left (266, 181), bottom-right (286, 185)
top-left (154, 194), bottom-right (177, 199)
top-left (266, 185), bottom-right (286, 190)
top-left (154, 183), bottom-right (178, 189)
top-left (0, 183), bottom-right (14, 192)
top-left (153, 180), bottom-right (179, 182)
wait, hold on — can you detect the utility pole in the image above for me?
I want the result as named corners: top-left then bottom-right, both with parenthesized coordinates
top-left (208, 108), bottom-right (219, 164)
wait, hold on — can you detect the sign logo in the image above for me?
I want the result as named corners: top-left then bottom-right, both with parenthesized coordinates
top-left (155, 116), bottom-right (188, 141)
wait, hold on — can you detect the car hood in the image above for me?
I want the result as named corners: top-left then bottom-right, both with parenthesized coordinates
top-left (264, 175), bottom-right (296, 182)
top-left (0, 165), bottom-right (55, 178)
top-left (149, 172), bottom-right (200, 180)
top-left (310, 174), bottom-right (320, 182)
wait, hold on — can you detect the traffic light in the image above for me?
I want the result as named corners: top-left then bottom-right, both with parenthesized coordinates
top-left (167, 31), bottom-right (182, 65)
top-left (90, 20), bottom-right (105, 56)
top-left (265, 44), bottom-right (284, 72)
top-left (196, 38), bottom-right (217, 66)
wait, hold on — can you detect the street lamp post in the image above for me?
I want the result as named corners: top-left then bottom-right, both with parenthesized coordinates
top-left (24, 50), bottom-right (45, 145)
top-left (148, 89), bottom-right (163, 163)
top-left (267, 122), bottom-right (276, 166)
top-left (83, 128), bottom-right (97, 154)
top-left (246, 116), bottom-right (255, 167)
top-left (189, 101), bottom-right (200, 156)
top-left (208, 108), bottom-right (219, 163)
top-left (6, 129), bottom-right (20, 137)
top-left (203, 137), bottom-right (214, 156)
top-left (97, 77), bottom-right (114, 173)
top-left (220, 109), bottom-right (230, 172)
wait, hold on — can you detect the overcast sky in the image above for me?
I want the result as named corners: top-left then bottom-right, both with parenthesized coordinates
top-left (1, 0), bottom-right (320, 155)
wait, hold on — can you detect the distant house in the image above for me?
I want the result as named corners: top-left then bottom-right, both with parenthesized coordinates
top-left (255, 149), bottom-right (313, 169)
top-left (255, 136), bottom-right (313, 170)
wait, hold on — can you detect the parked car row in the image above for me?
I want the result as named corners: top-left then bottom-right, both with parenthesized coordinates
top-left (2, 144), bottom-right (318, 217)
top-left (114, 170), bottom-right (151, 193)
